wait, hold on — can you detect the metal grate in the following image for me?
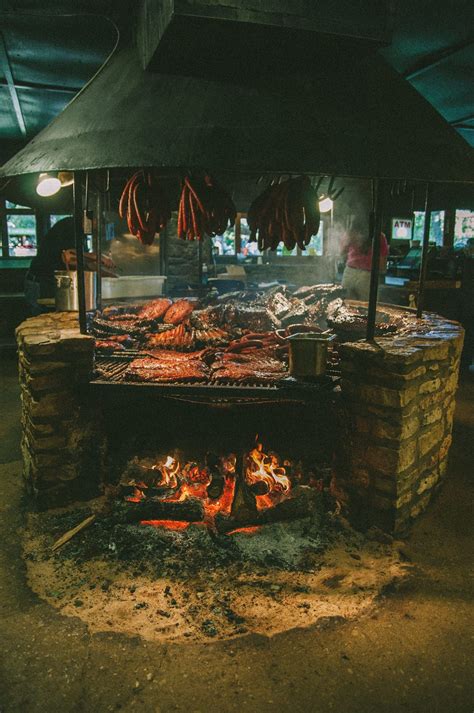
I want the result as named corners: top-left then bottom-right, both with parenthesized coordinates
top-left (90, 354), bottom-right (340, 403)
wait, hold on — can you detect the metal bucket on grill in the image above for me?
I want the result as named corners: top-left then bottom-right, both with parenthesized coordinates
top-left (55, 270), bottom-right (97, 311)
top-left (288, 332), bottom-right (335, 377)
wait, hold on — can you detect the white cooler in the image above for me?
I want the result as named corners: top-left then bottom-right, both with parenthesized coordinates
top-left (102, 276), bottom-right (166, 299)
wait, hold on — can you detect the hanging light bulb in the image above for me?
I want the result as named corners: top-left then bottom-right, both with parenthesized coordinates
top-left (319, 197), bottom-right (333, 213)
top-left (36, 173), bottom-right (61, 197)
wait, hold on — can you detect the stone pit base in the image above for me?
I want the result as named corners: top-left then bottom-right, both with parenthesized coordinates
top-left (16, 313), bottom-right (100, 507)
top-left (338, 314), bottom-right (464, 533)
top-left (15, 310), bottom-right (464, 530)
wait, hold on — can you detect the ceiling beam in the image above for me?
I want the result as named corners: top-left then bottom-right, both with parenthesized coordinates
top-left (0, 78), bottom-right (79, 94)
top-left (404, 37), bottom-right (473, 81)
top-left (0, 30), bottom-right (26, 136)
top-left (450, 113), bottom-right (474, 126)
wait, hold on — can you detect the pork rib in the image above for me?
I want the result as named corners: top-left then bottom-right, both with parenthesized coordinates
top-left (127, 351), bottom-right (210, 383)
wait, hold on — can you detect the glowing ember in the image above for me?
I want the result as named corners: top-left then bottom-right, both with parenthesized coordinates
top-left (244, 441), bottom-right (291, 510)
top-left (125, 486), bottom-right (147, 503)
top-left (123, 443), bottom-right (300, 530)
top-left (227, 526), bottom-right (261, 535)
top-left (140, 520), bottom-right (191, 530)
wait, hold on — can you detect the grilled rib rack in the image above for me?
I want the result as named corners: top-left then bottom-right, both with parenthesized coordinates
top-left (90, 353), bottom-right (340, 404)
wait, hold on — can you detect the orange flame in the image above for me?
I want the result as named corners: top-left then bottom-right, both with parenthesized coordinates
top-left (245, 442), bottom-right (291, 511)
top-left (152, 455), bottom-right (180, 488)
top-left (125, 486), bottom-right (147, 503)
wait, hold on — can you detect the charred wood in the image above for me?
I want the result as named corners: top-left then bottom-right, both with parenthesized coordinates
top-left (215, 487), bottom-right (319, 535)
top-left (121, 497), bottom-right (205, 523)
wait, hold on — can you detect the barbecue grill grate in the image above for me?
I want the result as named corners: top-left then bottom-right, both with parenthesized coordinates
top-left (90, 355), bottom-right (340, 403)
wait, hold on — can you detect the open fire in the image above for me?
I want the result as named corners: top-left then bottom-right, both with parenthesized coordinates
top-left (121, 439), bottom-right (323, 533)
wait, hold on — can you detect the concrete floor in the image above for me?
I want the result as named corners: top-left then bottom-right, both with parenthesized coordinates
top-left (0, 355), bottom-right (472, 713)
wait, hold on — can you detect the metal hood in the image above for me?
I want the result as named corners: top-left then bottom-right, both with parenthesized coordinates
top-left (1, 39), bottom-right (473, 186)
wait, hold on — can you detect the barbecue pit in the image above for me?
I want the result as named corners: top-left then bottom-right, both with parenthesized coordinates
top-left (16, 292), bottom-right (464, 533)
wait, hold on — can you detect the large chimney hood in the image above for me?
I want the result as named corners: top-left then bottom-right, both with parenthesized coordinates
top-left (1, 23), bottom-right (473, 190)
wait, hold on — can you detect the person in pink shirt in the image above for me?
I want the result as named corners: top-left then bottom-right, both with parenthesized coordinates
top-left (340, 219), bottom-right (389, 301)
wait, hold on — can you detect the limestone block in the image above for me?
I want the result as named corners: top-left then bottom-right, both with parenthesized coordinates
top-left (21, 335), bottom-right (59, 357)
top-left (26, 370), bottom-right (72, 393)
top-left (373, 474), bottom-right (397, 495)
top-left (365, 440), bottom-right (417, 475)
top-left (421, 407), bottom-right (443, 427)
top-left (417, 341), bottom-right (450, 361)
top-left (410, 494), bottom-right (431, 519)
top-left (418, 422), bottom-right (445, 458)
top-left (371, 415), bottom-right (420, 441)
top-left (419, 377), bottom-right (441, 394)
top-left (342, 381), bottom-right (419, 409)
top-left (444, 371), bottom-right (459, 394)
top-left (395, 490), bottom-right (413, 509)
top-left (28, 391), bottom-right (76, 419)
top-left (30, 434), bottom-right (67, 452)
top-left (416, 470), bottom-right (440, 495)
top-left (371, 494), bottom-right (394, 511)
top-left (18, 357), bottom-right (71, 375)
top-left (438, 434), bottom-right (452, 462)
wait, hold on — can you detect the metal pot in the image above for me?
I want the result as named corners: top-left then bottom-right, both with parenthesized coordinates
top-left (55, 270), bottom-right (97, 312)
top-left (288, 332), bottom-right (336, 377)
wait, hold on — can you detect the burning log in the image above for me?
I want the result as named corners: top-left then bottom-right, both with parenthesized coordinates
top-left (215, 486), bottom-right (319, 535)
top-left (207, 472), bottom-right (225, 500)
top-left (121, 496), bottom-right (205, 524)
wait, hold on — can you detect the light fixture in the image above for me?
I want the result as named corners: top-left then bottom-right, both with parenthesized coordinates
top-left (319, 197), bottom-right (333, 213)
top-left (36, 173), bottom-right (61, 197)
top-left (36, 171), bottom-right (73, 197)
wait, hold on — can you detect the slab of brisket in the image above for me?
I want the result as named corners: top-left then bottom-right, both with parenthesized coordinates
top-left (137, 298), bottom-right (172, 321)
top-left (163, 299), bottom-right (195, 324)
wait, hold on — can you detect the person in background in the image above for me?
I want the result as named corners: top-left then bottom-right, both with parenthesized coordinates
top-left (460, 238), bottom-right (474, 371)
top-left (24, 217), bottom-right (75, 315)
top-left (340, 218), bottom-right (389, 301)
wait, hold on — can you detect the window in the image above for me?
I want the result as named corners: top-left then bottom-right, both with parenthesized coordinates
top-left (211, 214), bottom-right (324, 257)
top-left (239, 218), bottom-right (261, 257)
top-left (50, 214), bottom-right (72, 228)
top-left (212, 226), bottom-right (238, 256)
top-left (2, 200), bottom-right (38, 257)
top-left (303, 223), bottom-right (324, 256)
top-left (413, 210), bottom-right (445, 246)
top-left (454, 209), bottom-right (474, 247)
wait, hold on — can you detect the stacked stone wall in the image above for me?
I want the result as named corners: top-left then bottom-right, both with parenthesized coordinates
top-left (16, 312), bottom-right (101, 507)
top-left (338, 317), bottom-right (464, 532)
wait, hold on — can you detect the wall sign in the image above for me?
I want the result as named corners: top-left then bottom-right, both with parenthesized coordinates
top-left (392, 218), bottom-right (412, 240)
